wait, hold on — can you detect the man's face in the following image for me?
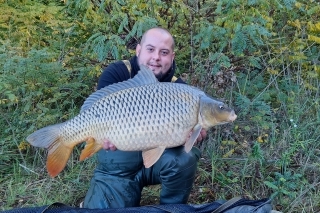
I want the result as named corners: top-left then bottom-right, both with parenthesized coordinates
top-left (136, 29), bottom-right (175, 80)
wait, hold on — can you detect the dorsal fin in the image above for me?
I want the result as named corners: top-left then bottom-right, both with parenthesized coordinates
top-left (81, 65), bottom-right (158, 112)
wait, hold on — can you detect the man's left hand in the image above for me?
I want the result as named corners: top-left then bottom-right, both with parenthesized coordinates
top-left (196, 129), bottom-right (207, 143)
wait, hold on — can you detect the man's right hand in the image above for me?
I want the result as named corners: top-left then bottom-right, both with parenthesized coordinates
top-left (102, 140), bottom-right (117, 151)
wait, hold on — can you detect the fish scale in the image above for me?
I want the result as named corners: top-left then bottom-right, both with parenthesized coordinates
top-left (75, 82), bottom-right (198, 150)
top-left (93, 84), bottom-right (196, 150)
top-left (27, 65), bottom-right (237, 177)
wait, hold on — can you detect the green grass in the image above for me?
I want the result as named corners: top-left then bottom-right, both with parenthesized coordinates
top-left (0, 155), bottom-right (96, 209)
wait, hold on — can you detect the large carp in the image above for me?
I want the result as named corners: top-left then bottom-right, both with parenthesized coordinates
top-left (27, 65), bottom-right (237, 177)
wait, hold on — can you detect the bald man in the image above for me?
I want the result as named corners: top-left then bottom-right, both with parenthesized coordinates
top-left (83, 27), bottom-right (207, 209)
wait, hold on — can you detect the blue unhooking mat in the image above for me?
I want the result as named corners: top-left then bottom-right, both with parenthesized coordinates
top-left (1, 198), bottom-right (272, 213)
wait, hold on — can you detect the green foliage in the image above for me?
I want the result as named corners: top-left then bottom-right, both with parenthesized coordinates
top-left (250, 142), bottom-right (264, 165)
top-left (0, 0), bottom-right (67, 50)
top-left (281, 0), bottom-right (296, 9)
top-left (264, 171), bottom-right (303, 199)
top-left (0, 0), bottom-right (95, 184)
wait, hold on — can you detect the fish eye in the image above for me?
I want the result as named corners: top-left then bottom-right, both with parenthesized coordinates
top-left (219, 105), bottom-right (225, 110)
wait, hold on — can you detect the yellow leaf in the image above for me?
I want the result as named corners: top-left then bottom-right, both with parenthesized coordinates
top-left (308, 35), bottom-right (320, 44)
top-left (223, 149), bottom-right (235, 158)
top-left (315, 22), bottom-right (320, 31)
top-left (294, 19), bottom-right (301, 29)
top-left (266, 23), bottom-right (273, 30)
top-left (262, 15), bottom-right (274, 24)
top-left (295, 2), bottom-right (303, 9)
top-left (279, 46), bottom-right (289, 52)
top-left (221, 140), bottom-right (237, 146)
top-left (257, 136), bottom-right (264, 143)
top-left (18, 141), bottom-right (30, 151)
top-left (289, 52), bottom-right (308, 61)
top-left (308, 22), bottom-right (320, 33)
top-left (287, 19), bottom-right (301, 29)
top-left (304, 82), bottom-right (317, 91)
top-left (267, 68), bottom-right (279, 75)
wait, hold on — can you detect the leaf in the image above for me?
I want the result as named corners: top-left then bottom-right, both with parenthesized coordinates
top-left (223, 149), bottom-right (235, 158)
top-left (221, 140), bottom-right (237, 146)
top-left (118, 14), bottom-right (128, 33)
top-left (264, 181), bottom-right (279, 190)
top-left (282, 0), bottom-right (296, 9)
top-left (244, 126), bottom-right (251, 131)
top-left (248, 0), bottom-right (258, 6)
top-left (193, 23), bottom-right (214, 50)
top-left (308, 35), bottom-right (320, 44)
top-left (307, 5), bottom-right (320, 15)
top-left (249, 56), bottom-right (262, 69)
top-left (280, 189), bottom-right (291, 195)
top-left (232, 30), bottom-right (247, 56)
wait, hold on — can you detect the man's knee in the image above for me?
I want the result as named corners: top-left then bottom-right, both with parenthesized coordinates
top-left (135, 146), bottom-right (201, 187)
top-left (84, 170), bottom-right (142, 209)
top-left (162, 146), bottom-right (200, 169)
top-left (96, 150), bottom-right (143, 176)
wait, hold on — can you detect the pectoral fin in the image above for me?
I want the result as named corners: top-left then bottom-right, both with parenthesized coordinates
top-left (184, 124), bottom-right (202, 153)
top-left (142, 146), bottom-right (166, 168)
top-left (79, 137), bottom-right (102, 161)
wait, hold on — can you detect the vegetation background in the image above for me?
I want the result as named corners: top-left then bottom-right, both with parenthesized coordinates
top-left (0, 0), bottom-right (319, 212)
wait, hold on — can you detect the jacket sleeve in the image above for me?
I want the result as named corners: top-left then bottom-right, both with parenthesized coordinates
top-left (97, 61), bottom-right (131, 90)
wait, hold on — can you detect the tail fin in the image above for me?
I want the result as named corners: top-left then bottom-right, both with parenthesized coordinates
top-left (26, 123), bottom-right (72, 178)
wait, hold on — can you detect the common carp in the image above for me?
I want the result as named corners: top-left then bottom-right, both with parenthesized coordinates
top-left (27, 65), bottom-right (237, 177)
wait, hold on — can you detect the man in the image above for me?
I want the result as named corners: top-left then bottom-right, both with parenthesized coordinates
top-left (83, 27), bottom-right (207, 209)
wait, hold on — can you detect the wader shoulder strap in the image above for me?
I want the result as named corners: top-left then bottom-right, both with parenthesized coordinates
top-left (122, 60), bottom-right (132, 78)
top-left (171, 76), bottom-right (178, 82)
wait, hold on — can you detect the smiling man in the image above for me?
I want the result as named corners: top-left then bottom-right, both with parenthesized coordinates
top-left (136, 28), bottom-right (175, 79)
top-left (83, 27), bottom-right (207, 209)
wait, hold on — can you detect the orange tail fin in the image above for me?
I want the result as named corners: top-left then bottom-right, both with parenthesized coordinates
top-left (47, 139), bottom-right (73, 177)
top-left (26, 123), bottom-right (74, 177)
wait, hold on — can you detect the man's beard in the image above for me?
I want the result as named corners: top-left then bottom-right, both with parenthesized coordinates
top-left (137, 57), bottom-right (165, 80)
top-left (154, 72), bottom-right (163, 81)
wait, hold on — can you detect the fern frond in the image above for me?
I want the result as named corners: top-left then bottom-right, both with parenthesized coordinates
top-left (282, 0), bottom-right (296, 9)
top-left (248, 0), bottom-right (259, 6)
top-left (232, 30), bottom-right (247, 55)
top-left (235, 93), bottom-right (252, 116)
top-left (249, 56), bottom-right (262, 69)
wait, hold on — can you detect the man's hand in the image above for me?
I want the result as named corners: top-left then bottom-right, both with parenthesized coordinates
top-left (196, 129), bottom-right (207, 143)
top-left (102, 140), bottom-right (117, 151)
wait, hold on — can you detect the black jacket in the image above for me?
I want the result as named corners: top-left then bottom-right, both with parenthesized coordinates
top-left (97, 56), bottom-right (184, 90)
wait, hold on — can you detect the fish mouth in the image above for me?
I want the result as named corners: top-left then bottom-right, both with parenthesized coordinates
top-left (228, 111), bottom-right (237, 122)
top-left (217, 115), bottom-right (237, 126)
